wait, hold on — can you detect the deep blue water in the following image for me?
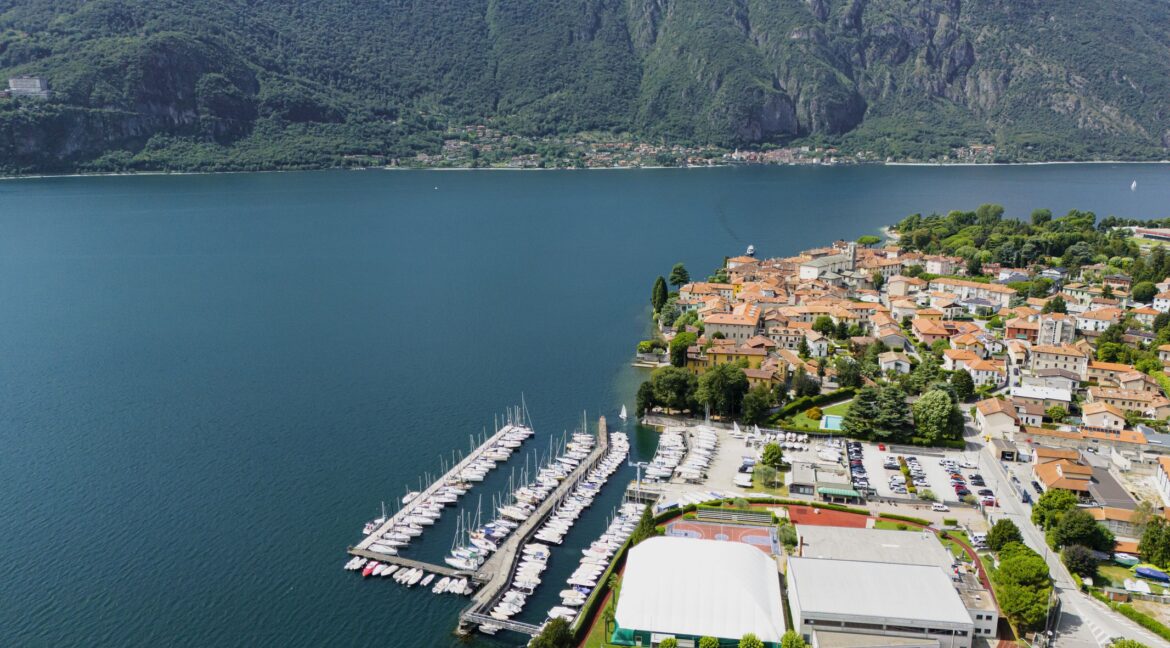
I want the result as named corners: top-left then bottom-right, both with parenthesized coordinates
top-left (2, 164), bottom-right (1169, 647)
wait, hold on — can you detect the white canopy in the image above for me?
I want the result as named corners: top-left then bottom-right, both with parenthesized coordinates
top-left (615, 536), bottom-right (786, 642)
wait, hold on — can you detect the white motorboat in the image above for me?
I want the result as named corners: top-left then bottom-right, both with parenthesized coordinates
top-left (432, 576), bottom-right (450, 594)
top-left (420, 573), bottom-right (435, 587)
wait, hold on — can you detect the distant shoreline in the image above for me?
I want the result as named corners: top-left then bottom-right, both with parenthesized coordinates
top-left (3, 158), bottom-right (1169, 181)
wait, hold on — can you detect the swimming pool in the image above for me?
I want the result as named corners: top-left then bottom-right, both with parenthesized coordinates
top-left (820, 414), bottom-right (843, 431)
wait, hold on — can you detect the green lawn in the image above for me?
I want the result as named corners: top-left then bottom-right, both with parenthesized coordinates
top-left (823, 401), bottom-right (851, 416)
top-left (939, 530), bottom-right (975, 559)
top-left (581, 594), bottom-right (616, 648)
top-left (1097, 563), bottom-right (1134, 588)
top-left (874, 520), bottom-right (916, 531)
top-left (750, 473), bottom-right (789, 496)
top-left (789, 401), bottom-right (851, 431)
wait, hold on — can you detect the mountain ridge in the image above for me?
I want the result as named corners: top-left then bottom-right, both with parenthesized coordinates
top-left (1, 0), bottom-right (1168, 173)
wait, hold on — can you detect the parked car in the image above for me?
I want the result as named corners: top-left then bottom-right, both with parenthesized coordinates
top-left (931, 502), bottom-right (950, 512)
top-left (981, 496), bottom-right (998, 507)
top-left (1031, 480), bottom-right (1044, 494)
top-left (978, 489), bottom-right (994, 497)
top-left (1021, 491), bottom-right (1032, 504)
top-left (878, 443), bottom-right (886, 451)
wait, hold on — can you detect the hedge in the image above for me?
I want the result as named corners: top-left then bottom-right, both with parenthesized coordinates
top-left (1090, 590), bottom-right (1170, 641)
top-left (775, 388), bottom-right (856, 418)
top-left (909, 437), bottom-right (967, 449)
top-left (879, 512), bottom-right (931, 526)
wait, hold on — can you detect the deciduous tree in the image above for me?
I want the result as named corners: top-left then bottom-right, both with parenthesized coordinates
top-left (761, 442), bottom-right (784, 469)
top-left (1061, 544), bottom-right (1098, 578)
top-left (669, 331), bottom-right (697, 367)
top-left (530, 617), bottom-right (573, 648)
top-left (950, 370), bottom-right (975, 402)
top-left (650, 366), bottom-right (698, 412)
top-left (987, 519), bottom-right (1024, 552)
top-left (669, 263), bottom-right (690, 288)
top-left (1031, 488), bottom-right (1078, 529)
top-left (742, 385), bottom-right (775, 425)
top-left (1052, 508), bottom-right (1115, 552)
top-left (696, 363), bottom-right (749, 417)
top-left (912, 389), bottom-right (963, 443)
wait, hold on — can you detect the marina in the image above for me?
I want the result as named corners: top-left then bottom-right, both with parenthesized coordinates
top-left (457, 416), bottom-right (614, 636)
top-left (346, 407), bottom-right (536, 587)
top-left (475, 426), bottom-right (632, 631)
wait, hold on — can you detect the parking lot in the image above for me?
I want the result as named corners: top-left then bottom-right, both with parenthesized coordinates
top-left (856, 443), bottom-right (997, 505)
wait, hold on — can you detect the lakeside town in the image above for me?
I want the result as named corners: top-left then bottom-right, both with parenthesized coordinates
top-left (531, 208), bottom-right (1170, 648)
top-left (392, 124), bottom-right (997, 169)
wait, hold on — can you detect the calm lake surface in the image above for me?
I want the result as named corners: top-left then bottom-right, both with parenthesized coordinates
top-left (2, 164), bottom-right (1168, 647)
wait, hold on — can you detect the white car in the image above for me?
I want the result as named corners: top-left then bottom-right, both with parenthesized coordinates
top-left (931, 502), bottom-right (950, 512)
top-left (961, 460), bottom-right (977, 469)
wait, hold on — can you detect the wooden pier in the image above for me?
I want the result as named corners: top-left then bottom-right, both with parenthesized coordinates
top-left (351, 421), bottom-right (524, 557)
top-left (458, 416), bottom-right (611, 636)
top-left (347, 418), bottom-right (534, 581)
top-left (347, 548), bottom-right (469, 580)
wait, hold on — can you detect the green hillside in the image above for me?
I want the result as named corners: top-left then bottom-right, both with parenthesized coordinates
top-left (1, 0), bottom-right (1168, 173)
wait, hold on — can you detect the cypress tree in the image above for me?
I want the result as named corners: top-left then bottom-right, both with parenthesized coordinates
top-left (652, 276), bottom-right (668, 312)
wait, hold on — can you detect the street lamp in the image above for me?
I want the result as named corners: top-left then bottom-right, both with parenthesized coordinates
top-left (628, 460), bottom-right (650, 503)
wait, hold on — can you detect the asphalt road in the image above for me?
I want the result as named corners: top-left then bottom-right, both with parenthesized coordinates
top-left (972, 426), bottom-right (1167, 647)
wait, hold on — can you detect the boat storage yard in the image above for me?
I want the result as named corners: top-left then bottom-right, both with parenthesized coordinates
top-left (343, 407), bottom-right (633, 638)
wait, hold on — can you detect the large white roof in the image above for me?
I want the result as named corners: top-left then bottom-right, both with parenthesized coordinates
top-left (788, 557), bottom-right (973, 626)
top-left (615, 536), bottom-right (786, 642)
top-left (794, 526), bottom-right (954, 569)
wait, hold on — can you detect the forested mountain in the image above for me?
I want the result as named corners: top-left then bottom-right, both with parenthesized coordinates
top-left (1, 0), bottom-right (1168, 173)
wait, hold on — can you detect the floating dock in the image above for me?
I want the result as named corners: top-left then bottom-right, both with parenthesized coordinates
top-left (348, 418), bottom-right (529, 578)
top-left (457, 417), bottom-right (611, 636)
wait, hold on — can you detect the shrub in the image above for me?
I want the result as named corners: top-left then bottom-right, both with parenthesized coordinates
top-left (879, 512), bottom-right (930, 526)
top-left (1061, 544), bottom-right (1098, 578)
top-left (740, 634), bottom-right (765, 648)
top-left (943, 517), bottom-right (958, 526)
top-left (699, 638), bottom-right (720, 648)
top-left (919, 489), bottom-right (937, 501)
top-left (659, 639), bottom-right (679, 648)
top-left (806, 406), bottom-right (823, 420)
top-left (897, 523), bottom-right (909, 530)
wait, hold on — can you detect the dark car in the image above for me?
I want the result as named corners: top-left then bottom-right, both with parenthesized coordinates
top-left (1021, 491), bottom-right (1032, 504)
top-left (978, 489), bottom-right (994, 496)
top-left (955, 486), bottom-right (970, 496)
top-left (1031, 480), bottom-right (1044, 494)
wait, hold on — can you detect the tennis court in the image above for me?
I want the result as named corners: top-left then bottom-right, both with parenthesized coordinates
top-left (664, 520), bottom-right (779, 555)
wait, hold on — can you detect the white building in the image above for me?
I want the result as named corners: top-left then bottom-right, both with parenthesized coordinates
top-left (799, 254), bottom-right (853, 281)
top-left (7, 75), bottom-right (50, 98)
top-left (1154, 291), bottom-right (1170, 314)
top-left (613, 536), bottom-right (786, 646)
top-left (1158, 457), bottom-right (1170, 507)
top-left (787, 557), bottom-right (977, 648)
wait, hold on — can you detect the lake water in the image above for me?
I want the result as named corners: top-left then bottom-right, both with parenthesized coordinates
top-left (3, 164), bottom-right (1168, 647)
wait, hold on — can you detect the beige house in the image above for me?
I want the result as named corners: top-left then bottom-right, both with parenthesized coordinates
top-left (1029, 344), bottom-right (1088, 378)
top-left (975, 398), bottom-right (1019, 438)
top-left (1081, 402), bottom-right (1126, 431)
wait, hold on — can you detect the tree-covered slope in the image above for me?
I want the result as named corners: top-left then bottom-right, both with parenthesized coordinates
top-left (0, 0), bottom-right (1167, 172)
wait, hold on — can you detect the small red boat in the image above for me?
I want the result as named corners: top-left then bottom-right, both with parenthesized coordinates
top-left (362, 561), bottom-right (380, 578)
